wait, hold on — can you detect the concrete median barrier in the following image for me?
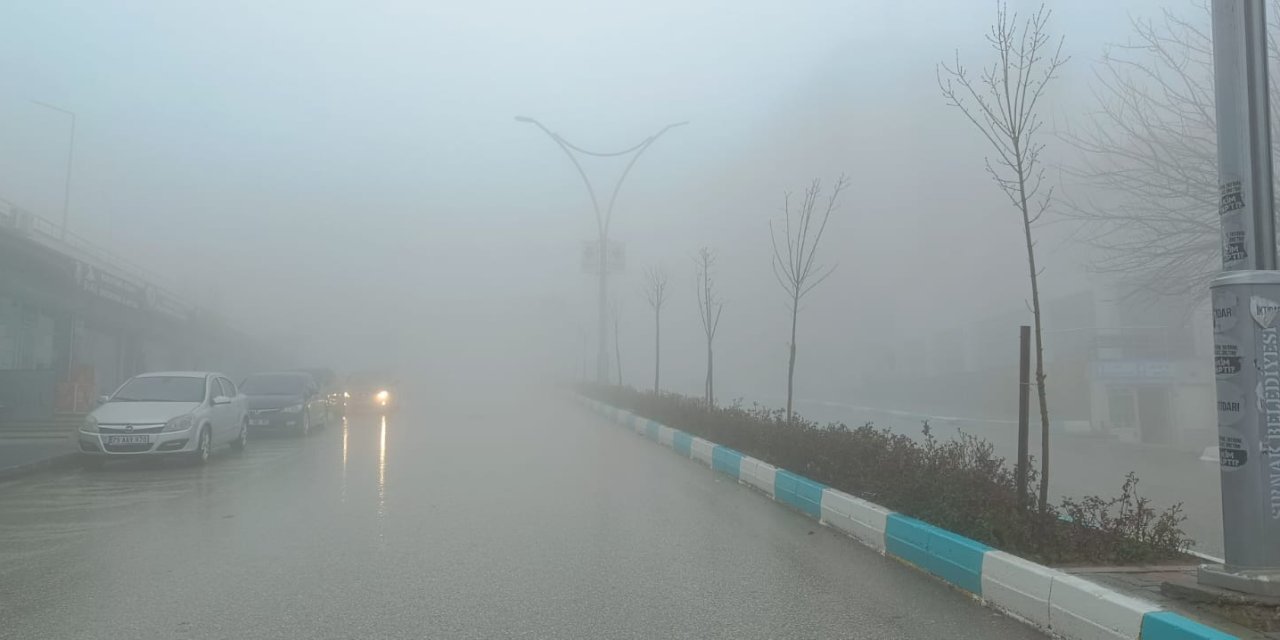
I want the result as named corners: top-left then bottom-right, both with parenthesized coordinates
top-left (738, 456), bottom-right (777, 498)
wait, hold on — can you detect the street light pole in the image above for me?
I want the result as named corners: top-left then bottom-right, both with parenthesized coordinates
top-left (31, 100), bottom-right (77, 240)
top-left (516, 116), bottom-right (686, 383)
top-left (1203, 0), bottom-right (1280, 595)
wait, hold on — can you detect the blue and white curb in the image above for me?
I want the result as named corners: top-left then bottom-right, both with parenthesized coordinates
top-left (581, 397), bottom-right (1238, 640)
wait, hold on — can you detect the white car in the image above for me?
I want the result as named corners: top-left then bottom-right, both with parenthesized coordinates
top-left (78, 371), bottom-right (249, 468)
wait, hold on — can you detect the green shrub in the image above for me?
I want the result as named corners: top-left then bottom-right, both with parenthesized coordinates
top-left (583, 384), bottom-right (1191, 565)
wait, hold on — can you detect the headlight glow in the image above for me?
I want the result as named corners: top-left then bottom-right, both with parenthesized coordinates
top-left (343, 391), bottom-right (350, 399)
top-left (376, 390), bottom-right (389, 405)
top-left (81, 415), bottom-right (99, 434)
top-left (282, 404), bottom-right (304, 413)
top-left (162, 414), bottom-right (194, 433)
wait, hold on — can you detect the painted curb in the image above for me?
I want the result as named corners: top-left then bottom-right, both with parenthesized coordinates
top-left (739, 456), bottom-right (777, 498)
top-left (582, 397), bottom-right (1239, 640)
top-left (819, 487), bottom-right (890, 553)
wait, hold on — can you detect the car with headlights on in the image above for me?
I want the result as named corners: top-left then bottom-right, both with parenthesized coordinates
top-left (343, 371), bottom-right (399, 413)
top-left (78, 371), bottom-right (248, 469)
top-left (240, 371), bottom-right (328, 436)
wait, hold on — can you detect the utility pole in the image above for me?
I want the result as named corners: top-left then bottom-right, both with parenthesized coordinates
top-left (31, 100), bottom-right (76, 240)
top-left (515, 116), bottom-right (685, 383)
top-left (1202, 0), bottom-right (1280, 595)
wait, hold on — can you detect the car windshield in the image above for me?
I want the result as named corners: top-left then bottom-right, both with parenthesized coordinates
top-left (112, 377), bottom-right (206, 403)
top-left (240, 374), bottom-right (306, 396)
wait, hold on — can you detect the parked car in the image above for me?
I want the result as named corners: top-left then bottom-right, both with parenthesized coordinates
top-left (78, 371), bottom-right (248, 468)
top-left (343, 371), bottom-right (399, 413)
top-left (240, 371), bottom-right (328, 436)
top-left (298, 367), bottom-right (342, 417)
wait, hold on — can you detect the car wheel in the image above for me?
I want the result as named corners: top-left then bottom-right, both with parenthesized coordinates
top-left (80, 456), bottom-right (104, 471)
top-left (297, 411), bottom-right (311, 437)
top-left (191, 427), bottom-right (212, 465)
top-left (231, 420), bottom-right (247, 452)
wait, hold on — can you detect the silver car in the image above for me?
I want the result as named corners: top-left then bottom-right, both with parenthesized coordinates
top-left (78, 371), bottom-right (249, 469)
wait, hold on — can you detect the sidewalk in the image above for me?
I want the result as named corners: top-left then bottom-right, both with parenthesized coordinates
top-left (0, 437), bottom-right (77, 480)
top-left (1072, 565), bottom-right (1280, 638)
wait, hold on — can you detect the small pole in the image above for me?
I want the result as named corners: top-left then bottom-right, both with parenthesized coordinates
top-left (1017, 325), bottom-right (1031, 509)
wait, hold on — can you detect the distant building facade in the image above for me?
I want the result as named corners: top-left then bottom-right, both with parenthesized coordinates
top-left (854, 289), bottom-right (1213, 451)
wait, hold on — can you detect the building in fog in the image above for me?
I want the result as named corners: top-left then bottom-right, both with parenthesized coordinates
top-left (0, 202), bottom-right (275, 425)
top-left (856, 288), bottom-right (1213, 452)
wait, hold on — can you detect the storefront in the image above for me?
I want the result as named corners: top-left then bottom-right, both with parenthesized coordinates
top-left (1089, 359), bottom-right (1215, 450)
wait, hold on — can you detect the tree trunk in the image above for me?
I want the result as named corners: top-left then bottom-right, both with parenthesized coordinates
top-left (786, 302), bottom-right (798, 422)
top-left (1032, 271), bottom-right (1050, 513)
top-left (1014, 153), bottom-right (1051, 514)
top-left (705, 344), bottom-right (714, 408)
top-left (653, 307), bottom-right (661, 394)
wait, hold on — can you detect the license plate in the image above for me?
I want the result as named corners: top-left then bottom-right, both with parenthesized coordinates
top-left (106, 435), bottom-right (151, 445)
top-left (249, 419), bottom-right (269, 426)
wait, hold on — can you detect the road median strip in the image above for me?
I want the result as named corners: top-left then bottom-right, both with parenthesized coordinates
top-left (581, 396), bottom-right (1239, 640)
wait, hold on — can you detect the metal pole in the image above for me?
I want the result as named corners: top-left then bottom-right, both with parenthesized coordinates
top-left (515, 116), bottom-right (685, 384)
top-left (1017, 325), bottom-right (1030, 510)
top-left (1202, 0), bottom-right (1280, 594)
top-left (60, 112), bottom-right (76, 241)
top-left (598, 231), bottom-right (609, 383)
top-left (31, 100), bottom-right (76, 240)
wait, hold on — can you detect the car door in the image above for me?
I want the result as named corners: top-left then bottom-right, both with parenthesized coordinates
top-left (218, 378), bottom-right (241, 440)
top-left (211, 376), bottom-right (235, 445)
top-left (223, 377), bottom-right (246, 430)
top-left (202, 375), bottom-right (224, 443)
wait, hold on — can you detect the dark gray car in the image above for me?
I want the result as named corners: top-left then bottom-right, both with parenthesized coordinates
top-left (240, 371), bottom-right (328, 436)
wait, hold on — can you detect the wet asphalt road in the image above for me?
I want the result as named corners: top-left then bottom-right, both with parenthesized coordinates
top-left (0, 386), bottom-right (1044, 639)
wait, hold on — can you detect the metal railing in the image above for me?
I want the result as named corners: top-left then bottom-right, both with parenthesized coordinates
top-left (0, 197), bottom-right (195, 310)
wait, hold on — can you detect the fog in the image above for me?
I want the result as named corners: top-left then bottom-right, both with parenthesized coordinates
top-left (1, 3), bottom-right (1260, 631)
top-left (0, 0), bottom-right (1170, 402)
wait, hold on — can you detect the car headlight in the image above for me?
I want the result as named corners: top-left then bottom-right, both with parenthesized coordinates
top-left (375, 390), bottom-right (389, 404)
top-left (162, 414), bottom-right (194, 433)
top-left (343, 391), bottom-right (350, 399)
top-left (282, 404), bottom-right (304, 413)
top-left (81, 415), bottom-right (99, 434)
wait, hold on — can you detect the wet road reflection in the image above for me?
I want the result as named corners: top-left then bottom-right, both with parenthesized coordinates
top-left (378, 414), bottom-right (388, 522)
top-left (0, 393), bottom-right (1045, 639)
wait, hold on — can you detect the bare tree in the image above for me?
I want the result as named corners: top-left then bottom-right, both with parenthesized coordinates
top-left (1059, 2), bottom-right (1280, 299)
top-left (694, 247), bottom-right (724, 408)
top-left (642, 266), bottom-right (670, 394)
top-left (938, 1), bottom-right (1067, 513)
top-left (771, 176), bottom-right (849, 422)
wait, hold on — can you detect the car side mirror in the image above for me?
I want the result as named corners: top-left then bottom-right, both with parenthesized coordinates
top-left (212, 395), bottom-right (232, 405)
top-left (97, 395), bottom-right (110, 405)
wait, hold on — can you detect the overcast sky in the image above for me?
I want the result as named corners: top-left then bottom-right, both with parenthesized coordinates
top-left (0, 0), bottom-right (1176, 398)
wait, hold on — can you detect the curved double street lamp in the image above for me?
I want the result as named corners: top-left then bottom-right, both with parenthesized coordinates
top-left (516, 116), bottom-right (686, 383)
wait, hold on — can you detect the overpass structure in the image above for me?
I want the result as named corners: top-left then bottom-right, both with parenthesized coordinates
top-left (0, 200), bottom-right (275, 427)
